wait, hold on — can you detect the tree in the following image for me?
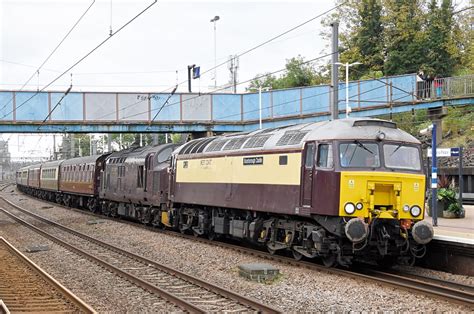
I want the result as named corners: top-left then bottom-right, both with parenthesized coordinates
top-left (384, 0), bottom-right (426, 75)
top-left (422, 0), bottom-right (457, 77)
top-left (339, 0), bottom-right (385, 79)
top-left (247, 56), bottom-right (328, 91)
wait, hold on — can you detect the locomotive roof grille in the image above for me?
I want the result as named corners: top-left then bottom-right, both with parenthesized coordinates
top-left (276, 131), bottom-right (309, 146)
top-left (353, 120), bottom-right (397, 129)
top-left (190, 137), bottom-right (216, 154)
top-left (223, 137), bottom-right (247, 151)
top-left (206, 140), bottom-right (229, 152)
top-left (243, 135), bottom-right (271, 148)
top-left (179, 140), bottom-right (200, 155)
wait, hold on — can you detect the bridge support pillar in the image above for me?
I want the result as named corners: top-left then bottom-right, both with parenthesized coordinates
top-left (190, 130), bottom-right (214, 140)
top-left (70, 134), bottom-right (76, 158)
top-left (152, 134), bottom-right (159, 145)
top-left (427, 106), bottom-right (447, 145)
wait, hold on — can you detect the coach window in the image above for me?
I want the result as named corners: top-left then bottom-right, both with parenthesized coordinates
top-left (317, 144), bottom-right (334, 169)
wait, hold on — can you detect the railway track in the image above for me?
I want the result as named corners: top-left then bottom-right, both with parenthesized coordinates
top-left (0, 197), bottom-right (281, 313)
top-left (0, 237), bottom-right (95, 313)
top-left (3, 193), bottom-right (474, 308)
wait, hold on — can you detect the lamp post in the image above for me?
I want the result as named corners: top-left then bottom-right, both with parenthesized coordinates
top-left (210, 15), bottom-right (220, 88)
top-left (335, 62), bottom-right (361, 118)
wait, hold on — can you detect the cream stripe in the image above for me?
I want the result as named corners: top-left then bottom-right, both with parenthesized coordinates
top-left (176, 153), bottom-right (302, 185)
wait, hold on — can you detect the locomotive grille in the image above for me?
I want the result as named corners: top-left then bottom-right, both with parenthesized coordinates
top-left (243, 135), bottom-right (271, 148)
top-left (206, 140), bottom-right (229, 152)
top-left (223, 138), bottom-right (247, 150)
top-left (276, 131), bottom-right (308, 146)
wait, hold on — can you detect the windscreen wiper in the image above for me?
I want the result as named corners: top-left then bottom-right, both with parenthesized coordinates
top-left (354, 140), bottom-right (374, 155)
top-left (390, 144), bottom-right (403, 156)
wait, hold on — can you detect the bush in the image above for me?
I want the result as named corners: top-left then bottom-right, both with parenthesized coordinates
top-left (438, 188), bottom-right (463, 216)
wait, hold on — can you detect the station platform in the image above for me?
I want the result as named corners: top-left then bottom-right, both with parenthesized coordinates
top-left (424, 204), bottom-right (474, 245)
top-left (421, 204), bottom-right (473, 276)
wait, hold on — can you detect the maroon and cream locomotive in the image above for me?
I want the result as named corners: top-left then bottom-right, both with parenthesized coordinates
top-left (16, 118), bottom-right (433, 266)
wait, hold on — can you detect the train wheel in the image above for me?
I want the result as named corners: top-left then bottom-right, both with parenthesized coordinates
top-left (267, 246), bottom-right (276, 255)
top-left (322, 254), bottom-right (337, 267)
top-left (207, 231), bottom-right (216, 241)
top-left (292, 249), bottom-right (303, 261)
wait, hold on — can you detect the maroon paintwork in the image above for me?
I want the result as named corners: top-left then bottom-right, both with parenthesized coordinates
top-left (173, 183), bottom-right (300, 215)
top-left (100, 144), bottom-right (178, 206)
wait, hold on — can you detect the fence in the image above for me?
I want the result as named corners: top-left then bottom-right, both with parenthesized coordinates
top-left (416, 75), bottom-right (474, 101)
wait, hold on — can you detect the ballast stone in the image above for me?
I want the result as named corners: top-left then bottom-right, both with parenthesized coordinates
top-left (238, 263), bottom-right (279, 283)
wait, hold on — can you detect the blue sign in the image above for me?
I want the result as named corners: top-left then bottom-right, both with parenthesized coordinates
top-left (450, 147), bottom-right (460, 157)
top-left (192, 66), bottom-right (200, 79)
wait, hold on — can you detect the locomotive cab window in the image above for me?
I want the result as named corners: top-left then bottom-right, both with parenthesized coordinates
top-left (384, 144), bottom-right (421, 171)
top-left (339, 142), bottom-right (380, 168)
top-left (317, 144), bottom-right (333, 169)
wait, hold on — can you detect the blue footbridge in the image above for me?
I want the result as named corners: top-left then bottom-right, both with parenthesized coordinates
top-left (0, 73), bottom-right (472, 133)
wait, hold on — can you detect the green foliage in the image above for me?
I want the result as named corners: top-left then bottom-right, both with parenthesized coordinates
top-left (248, 56), bottom-right (329, 91)
top-left (422, 0), bottom-right (458, 77)
top-left (437, 187), bottom-right (462, 215)
top-left (323, 0), bottom-right (471, 80)
top-left (340, 0), bottom-right (385, 79)
top-left (383, 0), bottom-right (426, 75)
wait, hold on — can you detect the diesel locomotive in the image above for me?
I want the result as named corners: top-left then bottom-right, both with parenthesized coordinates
top-left (16, 118), bottom-right (434, 267)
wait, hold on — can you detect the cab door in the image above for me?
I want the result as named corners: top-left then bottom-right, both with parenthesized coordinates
top-left (301, 142), bottom-right (315, 207)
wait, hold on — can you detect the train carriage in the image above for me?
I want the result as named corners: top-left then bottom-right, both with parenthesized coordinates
top-left (16, 167), bottom-right (29, 188)
top-left (59, 155), bottom-right (108, 210)
top-left (168, 118), bottom-right (433, 266)
top-left (27, 164), bottom-right (41, 191)
top-left (38, 160), bottom-right (63, 201)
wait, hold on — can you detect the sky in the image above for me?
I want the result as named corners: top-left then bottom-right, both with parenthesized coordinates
top-left (0, 0), bottom-right (469, 160)
top-left (1, 0), bottom-right (336, 93)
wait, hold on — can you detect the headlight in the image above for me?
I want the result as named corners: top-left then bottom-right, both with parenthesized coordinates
top-left (403, 205), bottom-right (410, 212)
top-left (376, 131), bottom-right (386, 141)
top-left (410, 205), bottom-right (421, 217)
top-left (356, 202), bottom-right (363, 210)
top-left (344, 202), bottom-right (356, 215)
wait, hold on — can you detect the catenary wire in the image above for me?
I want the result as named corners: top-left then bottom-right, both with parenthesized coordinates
top-left (0, 0), bottom-right (158, 120)
top-left (0, 0), bottom-right (96, 114)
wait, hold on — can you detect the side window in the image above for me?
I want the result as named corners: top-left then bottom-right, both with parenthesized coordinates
top-left (137, 165), bottom-right (144, 188)
top-left (317, 144), bottom-right (334, 169)
top-left (305, 143), bottom-right (315, 168)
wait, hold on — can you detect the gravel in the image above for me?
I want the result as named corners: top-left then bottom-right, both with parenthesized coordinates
top-left (1, 188), bottom-right (472, 312)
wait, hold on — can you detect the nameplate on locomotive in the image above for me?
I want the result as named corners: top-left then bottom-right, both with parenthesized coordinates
top-left (243, 157), bottom-right (263, 165)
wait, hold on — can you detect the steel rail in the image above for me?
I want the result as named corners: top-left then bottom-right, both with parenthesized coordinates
top-left (0, 236), bottom-right (96, 313)
top-left (0, 197), bottom-right (281, 313)
top-left (0, 207), bottom-right (202, 313)
top-left (5, 192), bottom-right (473, 308)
